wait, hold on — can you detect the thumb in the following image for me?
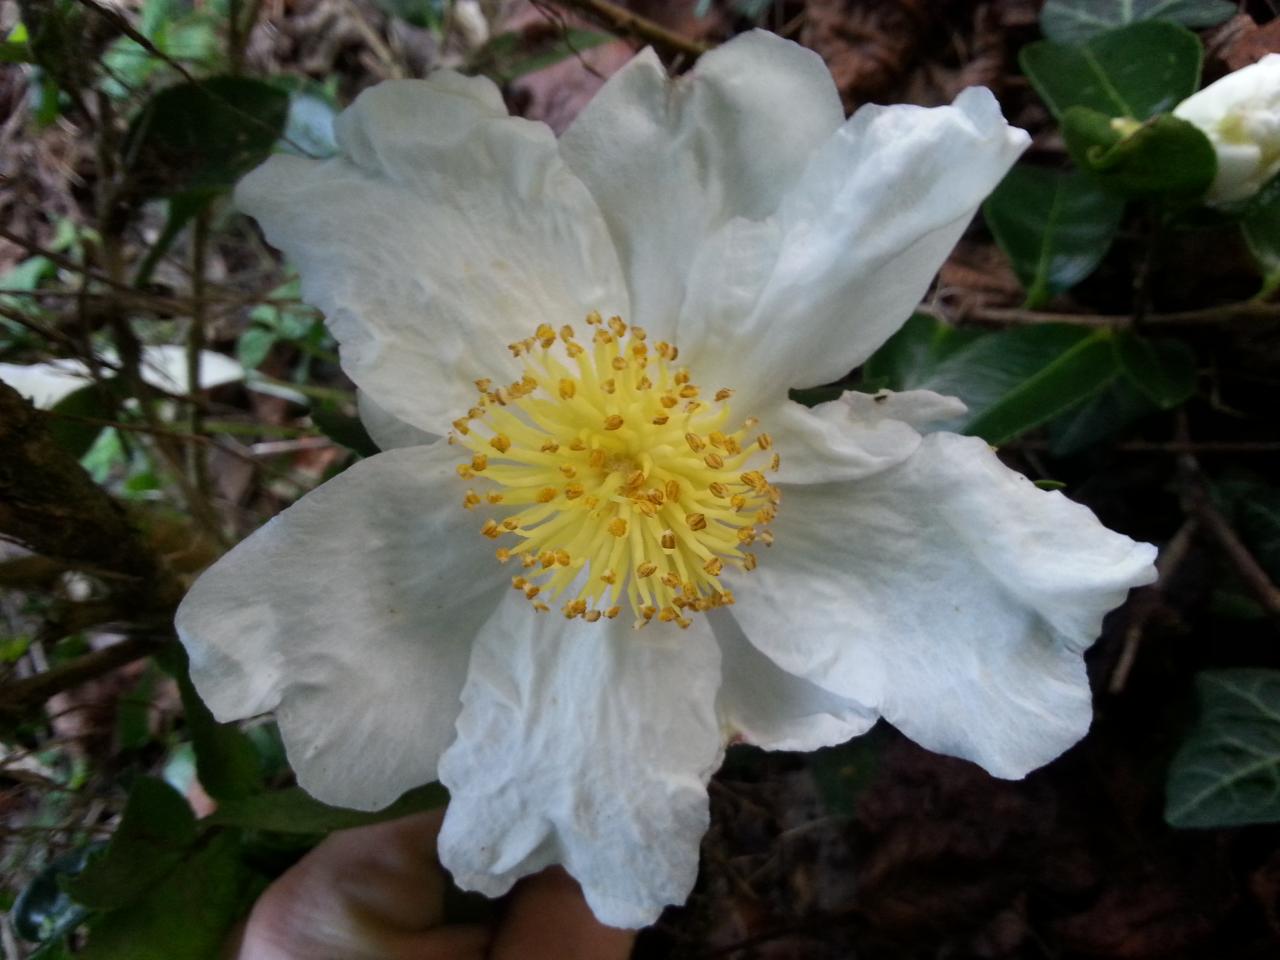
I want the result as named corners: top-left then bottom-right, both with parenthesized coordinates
top-left (490, 867), bottom-right (636, 960)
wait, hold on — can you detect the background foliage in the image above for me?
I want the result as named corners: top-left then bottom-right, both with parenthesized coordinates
top-left (1, 0), bottom-right (1279, 957)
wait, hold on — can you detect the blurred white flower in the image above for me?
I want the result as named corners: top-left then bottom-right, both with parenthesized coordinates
top-left (0, 345), bottom-right (243, 408)
top-left (1174, 53), bottom-right (1280, 203)
top-left (177, 31), bottom-right (1157, 928)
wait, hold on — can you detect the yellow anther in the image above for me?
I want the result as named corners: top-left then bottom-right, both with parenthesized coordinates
top-left (454, 319), bottom-right (778, 625)
top-left (533, 602), bottom-right (550, 613)
top-left (512, 576), bottom-right (527, 589)
top-left (585, 310), bottom-right (603, 325)
top-left (760, 531), bottom-right (774, 546)
top-left (771, 452), bottom-right (781, 471)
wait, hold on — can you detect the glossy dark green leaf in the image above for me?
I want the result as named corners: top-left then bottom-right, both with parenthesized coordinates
top-left (1046, 375), bottom-right (1158, 455)
top-left (1242, 175), bottom-right (1280, 297)
top-left (859, 312), bottom-right (982, 393)
top-left (12, 847), bottom-right (96, 943)
top-left (983, 164), bottom-right (1125, 306)
top-left (1062, 108), bottom-right (1217, 199)
top-left (209, 782), bottom-right (449, 833)
top-left (1040, 0), bottom-right (1234, 44)
top-left (964, 329), bottom-right (1120, 444)
top-left (79, 831), bottom-right (257, 960)
top-left (1166, 669), bottom-right (1280, 828)
top-left (1113, 332), bottom-right (1197, 407)
top-left (64, 778), bottom-right (196, 911)
top-left (123, 76), bottom-right (289, 198)
top-left (164, 646), bottom-right (264, 803)
top-left (1020, 21), bottom-right (1203, 120)
top-left (859, 316), bottom-right (1122, 444)
top-left (311, 402), bottom-right (380, 458)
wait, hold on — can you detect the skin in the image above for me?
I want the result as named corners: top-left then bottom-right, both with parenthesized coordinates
top-left (230, 810), bottom-right (636, 960)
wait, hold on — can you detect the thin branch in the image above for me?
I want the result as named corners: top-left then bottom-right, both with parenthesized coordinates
top-left (922, 300), bottom-right (1280, 328)
top-left (0, 636), bottom-right (172, 718)
top-left (544, 0), bottom-right (709, 59)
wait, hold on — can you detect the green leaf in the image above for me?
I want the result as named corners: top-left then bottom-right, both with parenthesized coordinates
top-left (114, 661), bottom-right (159, 751)
top-left (1237, 488), bottom-right (1280, 583)
top-left (1040, 0), bottom-right (1234, 44)
top-left (1166, 669), bottom-right (1280, 828)
top-left (12, 847), bottom-right (96, 943)
top-left (983, 165), bottom-right (1124, 306)
top-left (1020, 21), bottom-right (1203, 120)
top-left (963, 329), bottom-right (1120, 444)
top-left (1113, 332), bottom-right (1196, 407)
top-left (1062, 108), bottom-right (1217, 199)
top-left (311, 402), bottom-right (380, 458)
top-left (47, 379), bottom-right (121, 459)
top-left (1046, 374), bottom-right (1159, 455)
top-left (164, 646), bottom-right (264, 803)
top-left (209, 781), bottom-right (449, 833)
top-left (0, 39), bottom-right (32, 62)
top-left (132, 190), bottom-right (217, 288)
top-left (1242, 175), bottom-right (1280, 297)
top-left (79, 831), bottom-right (257, 960)
top-left (64, 777), bottom-right (196, 911)
top-left (859, 312), bottom-right (982, 393)
top-left (123, 76), bottom-right (289, 198)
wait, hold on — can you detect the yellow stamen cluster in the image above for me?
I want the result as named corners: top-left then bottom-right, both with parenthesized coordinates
top-left (451, 313), bottom-right (781, 628)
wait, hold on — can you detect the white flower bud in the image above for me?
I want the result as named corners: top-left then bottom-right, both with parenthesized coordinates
top-left (1173, 54), bottom-right (1280, 204)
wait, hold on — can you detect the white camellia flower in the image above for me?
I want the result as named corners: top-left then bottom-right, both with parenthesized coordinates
top-left (177, 31), bottom-right (1158, 928)
top-left (1174, 53), bottom-right (1280, 203)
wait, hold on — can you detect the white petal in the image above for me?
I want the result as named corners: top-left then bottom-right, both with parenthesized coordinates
top-left (728, 432), bottom-right (1156, 779)
top-left (767, 389), bottom-right (966, 486)
top-left (357, 390), bottom-right (436, 451)
top-left (559, 30), bottom-right (843, 339)
top-left (684, 88), bottom-right (1028, 411)
top-left (0, 359), bottom-right (94, 408)
top-left (438, 592), bottom-right (723, 928)
top-left (236, 76), bottom-right (629, 436)
top-left (135, 345), bottom-right (244, 393)
top-left (176, 439), bottom-right (506, 810)
top-left (709, 609), bottom-right (876, 753)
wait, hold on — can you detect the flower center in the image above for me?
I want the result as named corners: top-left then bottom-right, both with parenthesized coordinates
top-left (450, 312), bottom-right (780, 628)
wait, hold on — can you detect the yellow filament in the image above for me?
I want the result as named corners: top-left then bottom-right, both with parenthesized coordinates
top-left (450, 314), bottom-right (780, 627)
